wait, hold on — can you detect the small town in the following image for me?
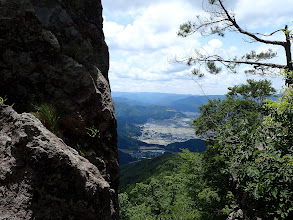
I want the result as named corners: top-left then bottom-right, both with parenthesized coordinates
top-left (137, 117), bottom-right (198, 145)
top-left (130, 147), bottom-right (166, 159)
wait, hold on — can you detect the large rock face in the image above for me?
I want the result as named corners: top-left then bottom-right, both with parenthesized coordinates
top-left (0, 0), bottom-right (119, 218)
top-left (0, 105), bottom-right (116, 219)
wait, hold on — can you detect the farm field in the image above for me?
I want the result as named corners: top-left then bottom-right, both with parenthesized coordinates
top-left (137, 113), bottom-right (199, 146)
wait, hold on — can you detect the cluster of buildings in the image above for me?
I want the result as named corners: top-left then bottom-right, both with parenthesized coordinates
top-left (130, 147), bottom-right (165, 159)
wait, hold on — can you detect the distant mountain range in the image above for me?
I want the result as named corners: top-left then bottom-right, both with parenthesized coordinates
top-left (112, 92), bottom-right (193, 106)
top-left (113, 92), bottom-right (280, 165)
top-left (112, 92), bottom-right (226, 112)
top-left (113, 92), bottom-right (280, 112)
top-left (115, 102), bottom-right (186, 124)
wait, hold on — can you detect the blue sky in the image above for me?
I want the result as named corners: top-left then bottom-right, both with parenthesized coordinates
top-left (102, 0), bottom-right (293, 95)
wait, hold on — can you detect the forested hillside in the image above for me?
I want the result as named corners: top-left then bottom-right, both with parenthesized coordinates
top-left (164, 138), bottom-right (206, 152)
top-left (120, 154), bottom-right (182, 191)
top-left (114, 99), bottom-right (204, 164)
top-left (169, 95), bottom-right (225, 112)
top-left (112, 92), bottom-right (192, 106)
top-left (118, 79), bottom-right (293, 219)
top-left (113, 92), bottom-right (226, 113)
top-left (119, 151), bottom-right (234, 219)
top-left (115, 102), bottom-right (186, 124)
top-left (113, 0), bottom-right (293, 218)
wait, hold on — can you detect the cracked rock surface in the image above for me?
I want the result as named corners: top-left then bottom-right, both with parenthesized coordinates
top-left (0, 106), bottom-right (117, 219)
top-left (0, 0), bottom-right (118, 218)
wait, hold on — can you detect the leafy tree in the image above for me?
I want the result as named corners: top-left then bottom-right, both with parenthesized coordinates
top-left (226, 79), bottom-right (276, 106)
top-left (225, 87), bottom-right (293, 219)
top-left (119, 151), bottom-right (233, 220)
top-left (193, 78), bottom-right (293, 219)
top-left (179, 149), bottom-right (233, 220)
top-left (193, 79), bottom-right (276, 142)
top-left (118, 79), bottom-right (292, 219)
top-left (178, 0), bottom-right (293, 85)
top-left (119, 154), bottom-right (200, 219)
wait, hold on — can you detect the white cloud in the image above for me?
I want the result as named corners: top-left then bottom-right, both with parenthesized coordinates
top-left (103, 0), bottom-right (289, 95)
top-left (103, 0), bottom-right (202, 15)
top-left (104, 2), bottom-right (199, 51)
top-left (208, 39), bottom-right (223, 48)
top-left (104, 1), bottom-right (202, 88)
top-left (235, 0), bottom-right (293, 29)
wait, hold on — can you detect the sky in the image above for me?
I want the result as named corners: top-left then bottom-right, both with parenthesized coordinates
top-left (102, 0), bottom-right (293, 95)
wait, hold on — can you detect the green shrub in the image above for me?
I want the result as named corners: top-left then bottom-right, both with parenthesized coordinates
top-left (33, 103), bottom-right (59, 134)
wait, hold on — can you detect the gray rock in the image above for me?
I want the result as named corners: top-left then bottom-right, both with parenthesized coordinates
top-left (227, 209), bottom-right (244, 220)
top-left (0, 105), bottom-right (117, 219)
top-left (0, 0), bottom-right (118, 218)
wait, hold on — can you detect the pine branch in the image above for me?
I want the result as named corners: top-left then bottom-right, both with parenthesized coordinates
top-left (218, 0), bottom-right (286, 46)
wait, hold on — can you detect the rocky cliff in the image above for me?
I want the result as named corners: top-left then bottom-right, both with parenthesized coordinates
top-left (0, 0), bottom-right (118, 219)
top-left (0, 105), bottom-right (116, 219)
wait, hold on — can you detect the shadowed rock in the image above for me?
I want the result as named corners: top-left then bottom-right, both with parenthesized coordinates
top-left (0, 0), bottom-right (118, 218)
top-left (0, 105), bottom-right (117, 219)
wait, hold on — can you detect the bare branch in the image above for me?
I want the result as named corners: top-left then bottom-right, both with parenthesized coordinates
top-left (250, 29), bottom-right (284, 37)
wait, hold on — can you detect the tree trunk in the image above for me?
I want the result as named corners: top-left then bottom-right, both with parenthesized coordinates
top-left (284, 25), bottom-right (293, 85)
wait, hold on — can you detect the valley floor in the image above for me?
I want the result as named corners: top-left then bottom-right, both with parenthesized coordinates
top-left (136, 112), bottom-right (200, 145)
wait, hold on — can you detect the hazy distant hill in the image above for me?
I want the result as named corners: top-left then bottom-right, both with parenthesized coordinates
top-left (112, 92), bottom-right (226, 112)
top-left (113, 92), bottom-right (280, 113)
top-left (117, 121), bottom-right (145, 150)
top-left (115, 102), bottom-right (186, 124)
top-left (117, 121), bottom-right (141, 137)
top-left (112, 92), bottom-right (192, 106)
top-left (165, 139), bottom-right (206, 152)
top-left (118, 150), bottom-right (137, 165)
top-left (113, 97), bottom-right (148, 106)
top-left (170, 95), bottom-right (225, 112)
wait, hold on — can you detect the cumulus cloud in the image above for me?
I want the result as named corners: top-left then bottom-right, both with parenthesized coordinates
top-left (234, 0), bottom-right (293, 29)
top-left (104, 1), bottom-right (202, 86)
top-left (103, 0), bottom-right (289, 94)
top-left (104, 2), bottom-right (199, 51)
top-left (103, 0), bottom-right (202, 14)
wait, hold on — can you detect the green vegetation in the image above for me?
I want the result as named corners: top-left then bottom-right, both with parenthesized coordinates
top-left (119, 153), bottom-right (199, 220)
top-left (178, 0), bottom-right (292, 85)
top-left (118, 121), bottom-right (142, 137)
top-left (0, 96), bottom-right (5, 105)
top-left (120, 154), bottom-right (181, 191)
top-left (117, 121), bottom-right (146, 151)
top-left (118, 150), bottom-right (137, 165)
top-left (86, 126), bottom-right (100, 138)
top-left (119, 79), bottom-right (293, 219)
top-left (115, 102), bottom-right (186, 124)
top-left (193, 79), bottom-right (293, 219)
top-left (175, 1), bottom-right (293, 216)
top-left (33, 103), bottom-right (60, 134)
top-left (164, 139), bottom-right (206, 152)
top-left (31, 102), bottom-right (98, 157)
top-left (0, 96), bottom-right (14, 107)
top-left (67, 42), bottom-right (82, 58)
top-left (119, 151), bottom-right (232, 220)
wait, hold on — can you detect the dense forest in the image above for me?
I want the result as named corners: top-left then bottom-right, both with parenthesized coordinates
top-left (119, 79), bottom-right (293, 219)
top-left (115, 102), bottom-right (186, 124)
top-left (115, 0), bottom-right (293, 217)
